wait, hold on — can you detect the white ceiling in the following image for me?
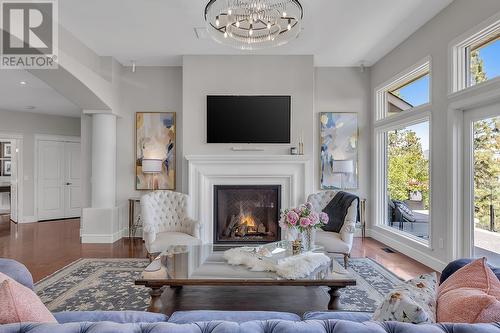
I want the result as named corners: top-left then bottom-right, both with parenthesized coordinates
top-left (59, 0), bottom-right (453, 67)
top-left (0, 70), bottom-right (81, 117)
top-left (0, 0), bottom-right (454, 117)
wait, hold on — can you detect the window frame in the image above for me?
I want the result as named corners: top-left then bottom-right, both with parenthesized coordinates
top-left (375, 57), bottom-right (431, 122)
top-left (374, 57), bottom-right (433, 247)
top-left (450, 13), bottom-right (500, 94)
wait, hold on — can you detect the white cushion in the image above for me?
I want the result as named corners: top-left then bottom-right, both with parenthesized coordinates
top-left (315, 230), bottom-right (350, 253)
top-left (146, 231), bottom-right (201, 253)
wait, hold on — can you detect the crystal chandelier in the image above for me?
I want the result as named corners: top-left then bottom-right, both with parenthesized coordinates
top-left (204, 0), bottom-right (303, 50)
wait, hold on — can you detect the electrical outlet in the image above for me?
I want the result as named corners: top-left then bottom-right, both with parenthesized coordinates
top-left (439, 238), bottom-right (444, 249)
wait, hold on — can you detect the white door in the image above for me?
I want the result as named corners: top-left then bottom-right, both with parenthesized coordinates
top-left (37, 140), bottom-right (81, 220)
top-left (64, 142), bottom-right (81, 218)
top-left (463, 103), bottom-right (500, 265)
top-left (38, 140), bottom-right (65, 220)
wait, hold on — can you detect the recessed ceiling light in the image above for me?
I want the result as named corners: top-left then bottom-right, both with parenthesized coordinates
top-left (24, 106), bottom-right (35, 109)
top-left (19, 81), bottom-right (27, 85)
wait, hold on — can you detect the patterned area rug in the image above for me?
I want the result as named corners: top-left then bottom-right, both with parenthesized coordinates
top-left (35, 257), bottom-right (401, 313)
top-left (331, 258), bottom-right (402, 311)
top-left (35, 259), bottom-right (150, 312)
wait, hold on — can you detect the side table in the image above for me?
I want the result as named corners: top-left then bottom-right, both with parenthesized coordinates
top-left (359, 199), bottom-right (367, 239)
top-left (128, 197), bottom-right (142, 238)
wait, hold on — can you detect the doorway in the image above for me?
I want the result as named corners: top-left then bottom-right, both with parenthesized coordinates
top-left (0, 134), bottom-right (23, 223)
top-left (36, 135), bottom-right (81, 221)
top-left (464, 103), bottom-right (500, 265)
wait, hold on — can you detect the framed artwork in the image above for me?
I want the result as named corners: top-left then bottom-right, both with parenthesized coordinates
top-left (136, 112), bottom-right (176, 190)
top-left (3, 143), bottom-right (11, 157)
top-left (3, 160), bottom-right (11, 176)
top-left (320, 112), bottom-right (358, 189)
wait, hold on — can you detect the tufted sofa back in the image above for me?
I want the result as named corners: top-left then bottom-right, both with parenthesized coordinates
top-left (1, 320), bottom-right (500, 333)
top-left (141, 190), bottom-right (190, 235)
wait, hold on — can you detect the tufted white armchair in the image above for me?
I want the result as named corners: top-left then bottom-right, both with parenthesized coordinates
top-left (307, 190), bottom-right (358, 268)
top-left (141, 190), bottom-right (201, 259)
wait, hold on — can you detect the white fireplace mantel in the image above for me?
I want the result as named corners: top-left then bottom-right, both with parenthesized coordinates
top-left (185, 155), bottom-right (313, 243)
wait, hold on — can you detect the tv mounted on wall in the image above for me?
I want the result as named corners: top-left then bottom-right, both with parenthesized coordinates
top-left (207, 95), bottom-right (291, 144)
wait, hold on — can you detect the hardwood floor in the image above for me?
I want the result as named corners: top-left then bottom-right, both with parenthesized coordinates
top-left (0, 215), bottom-right (434, 283)
top-left (0, 215), bottom-right (146, 282)
top-left (350, 237), bottom-right (434, 280)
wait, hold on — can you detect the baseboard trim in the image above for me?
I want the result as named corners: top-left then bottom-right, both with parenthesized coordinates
top-left (20, 216), bottom-right (37, 223)
top-left (368, 228), bottom-right (447, 272)
top-left (80, 229), bottom-right (126, 244)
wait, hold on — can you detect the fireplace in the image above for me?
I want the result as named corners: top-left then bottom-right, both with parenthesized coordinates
top-left (213, 185), bottom-right (281, 244)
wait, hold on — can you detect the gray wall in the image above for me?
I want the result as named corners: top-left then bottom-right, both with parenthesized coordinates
top-left (115, 66), bottom-right (182, 230)
top-left (370, 0), bottom-right (500, 268)
top-left (314, 67), bottom-right (371, 199)
top-left (0, 110), bottom-right (81, 218)
top-left (112, 58), bottom-right (373, 236)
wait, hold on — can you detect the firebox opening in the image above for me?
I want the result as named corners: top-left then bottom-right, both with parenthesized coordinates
top-left (213, 185), bottom-right (281, 244)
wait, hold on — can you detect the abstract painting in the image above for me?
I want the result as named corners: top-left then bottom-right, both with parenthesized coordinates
top-left (320, 112), bottom-right (358, 189)
top-left (136, 112), bottom-right (176, 190)
top-left (3, 160), bottom-right (11, 176)
top-left (3, 143), bottom-right (11, 157)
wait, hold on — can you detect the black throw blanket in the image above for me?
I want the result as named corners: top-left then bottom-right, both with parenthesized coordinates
top-left (321, 191), bottom-right (360, 233)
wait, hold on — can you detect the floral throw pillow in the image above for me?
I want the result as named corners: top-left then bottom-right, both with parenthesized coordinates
top-left (372, 272), bottom-right (437, 324)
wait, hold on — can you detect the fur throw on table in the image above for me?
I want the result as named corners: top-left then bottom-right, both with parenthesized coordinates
top-left (223, 248), bottom-right (331, 279)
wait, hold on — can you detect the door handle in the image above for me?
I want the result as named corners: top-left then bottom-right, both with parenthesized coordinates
top-left (65, 182), bottom-right (72, 185)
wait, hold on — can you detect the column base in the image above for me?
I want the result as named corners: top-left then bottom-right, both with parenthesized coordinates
top-left (81, 207), bottom-right (122, 243)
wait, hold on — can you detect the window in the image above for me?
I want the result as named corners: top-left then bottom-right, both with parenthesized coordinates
top-left (374, 58), bottom-right (432, 245)
top-left (375, 59), bottom-right (430, 121)
top-left (385, 121), bottom-right (430, 240)
top-left (389, 73), bottom-right (430, 109)
top-left (451, 16), bottom-right (500, 92)
top-left (468, 35), bottom-right (500, 87)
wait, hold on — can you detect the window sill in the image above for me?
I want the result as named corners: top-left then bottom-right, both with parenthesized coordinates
top-left (374, 104), bottom-right (432, 128)
top-left (449, 75), bottom-right (500, 100)
top-left (373, 224), bottom-right (432, 250)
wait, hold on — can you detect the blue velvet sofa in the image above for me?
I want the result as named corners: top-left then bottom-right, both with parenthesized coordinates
top-left (1, 258), bottom-right (499, 333)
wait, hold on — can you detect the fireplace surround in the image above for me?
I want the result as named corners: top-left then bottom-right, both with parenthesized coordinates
top-left (213, 185), bottom-right (281, 244)
top-left (186, 155), bottom-right (312, 244)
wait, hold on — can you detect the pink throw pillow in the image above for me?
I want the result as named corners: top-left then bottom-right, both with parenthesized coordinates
top-left (437, 258), bottom-right (500, 323)
top-left (0, 272), bottom-right (56, 324)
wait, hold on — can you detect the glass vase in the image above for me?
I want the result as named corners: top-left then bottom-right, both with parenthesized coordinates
top-left (285, 227), bottom-right (299, 242)
top-left (301, 228), bottom-right (313, 252)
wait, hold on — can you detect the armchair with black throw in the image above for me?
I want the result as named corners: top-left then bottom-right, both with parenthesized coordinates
top-left (307, 190), bottom-right (359, 268)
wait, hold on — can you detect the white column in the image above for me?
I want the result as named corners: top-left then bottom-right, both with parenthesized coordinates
top-left (91, 113), bottom-right (116, 208)
top-left (81, 112), bottom-right (119, 243)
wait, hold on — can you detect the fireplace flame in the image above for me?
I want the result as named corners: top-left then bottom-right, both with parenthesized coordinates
top-left (241, 214), bottom-right (256, 227)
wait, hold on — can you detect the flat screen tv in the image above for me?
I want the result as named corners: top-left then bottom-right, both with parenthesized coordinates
top-left (207, 95), bottom-right (291, 143)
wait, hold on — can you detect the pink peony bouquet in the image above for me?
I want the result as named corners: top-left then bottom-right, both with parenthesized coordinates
top-left (279, 202), bottom-right (329, 232)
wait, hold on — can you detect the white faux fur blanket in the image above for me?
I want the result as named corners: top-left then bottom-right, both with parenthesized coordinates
top-left (223, 248), bottom-right (331, 279)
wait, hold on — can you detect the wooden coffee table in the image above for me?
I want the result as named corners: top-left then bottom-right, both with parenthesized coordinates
top-left (135, 243), bottom-right (356, 313)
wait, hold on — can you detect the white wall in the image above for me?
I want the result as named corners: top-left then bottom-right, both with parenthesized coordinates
top-left (182, 55), bottom-right (315, 192)
top-left (115, 67), bottom-right (182, 231)
top-left (0, 110), bottom-right (81, 219)
top-left (314, 67), bottom-right (371, 200)
top-left (369, 0), bottom-right (500, 270)
top-left (81, 114), bottom-right (92, 210)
